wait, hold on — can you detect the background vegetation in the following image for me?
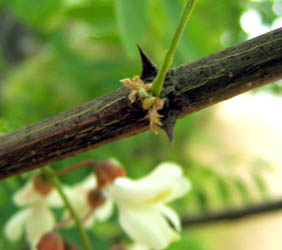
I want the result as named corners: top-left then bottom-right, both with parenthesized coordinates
top-left (0, 0), bottom-right (281, 249)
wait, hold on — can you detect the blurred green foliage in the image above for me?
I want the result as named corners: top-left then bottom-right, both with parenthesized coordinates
top-left (0, 0), bottom-right (280, 249)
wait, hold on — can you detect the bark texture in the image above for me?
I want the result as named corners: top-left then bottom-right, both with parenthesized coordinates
top-left (0, 28), bottom-right (282, 180)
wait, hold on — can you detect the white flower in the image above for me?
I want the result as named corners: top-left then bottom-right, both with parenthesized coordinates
top-left (64, 174), bottom-right (113, 227)
top-left (128, 243), bottom-right (150, 250)
top-left (105, 162), bottom-right (191, 250)
top-left (5, 176), bottom-right (63, 250)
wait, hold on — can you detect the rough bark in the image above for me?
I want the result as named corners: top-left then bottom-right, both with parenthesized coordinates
top-left (0, 28), bottom-right (282, 180)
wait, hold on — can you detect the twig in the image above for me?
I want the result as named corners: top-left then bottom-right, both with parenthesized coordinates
top-left (0, 28), bottom-right (282, 179)
top-left (182, 198), bottom-right (282, 227)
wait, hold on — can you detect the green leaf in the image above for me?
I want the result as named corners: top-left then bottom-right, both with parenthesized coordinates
top-left (3, 0), bottom-right (64, 30)
top-left (252, 173), bottom-right (269, 200)
top-left (115, 0), bottom-right (149, 58)
top-left (215, 177), bottom-right (232, 207)
top-left (252, 158), bottom-right (274, 171)
top-left (65, 1), bottom-right (113, 25)
top-left (251, 158), bottom-right (270, 200)
top-left (0, 185), bottom-right (8, 204)
top-left (233, 177), bottom-right (252, 203)
top-left (193, 188), bottom-right (209, 211)
top-left (167, 233), bottom-right (207, 250)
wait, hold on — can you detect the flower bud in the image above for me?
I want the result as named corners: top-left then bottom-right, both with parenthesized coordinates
top-left (87, 188), bottom-right (106, 208)
top-left (33, 174), bottom-right (53, 196)
top-left (94, 161), bottom-right (126, 188)
top-left (37, 232), bottom-right (64, 250)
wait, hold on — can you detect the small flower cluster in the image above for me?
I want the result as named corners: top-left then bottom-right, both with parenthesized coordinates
top-left (5, 161), bottom-right (191, 250)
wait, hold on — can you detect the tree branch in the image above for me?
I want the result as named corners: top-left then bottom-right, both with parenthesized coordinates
top-left (182, 198), bottom-right (282, 227)
top-left (1, 28), bottom-right (282, 180)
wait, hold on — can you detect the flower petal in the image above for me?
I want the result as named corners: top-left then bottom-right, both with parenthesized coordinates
top-left (74, 174), bottom-right (97, 190)
top-left (129, 243), bottom-right (150, 250)
top-left (95, 198), bottom-right (114, 222)
top-left (65, 186), bottom-right (89, 216)
top-left (159, 205), bottom-right (181, 232)
top-left (4, 208), bottom-right (31, 241)
top-left (46, 189), bottom-right (64, 207)
top-left (108, 158), bottom-right (123, 167)
top-left (63, 175), bottom-right (97, 213)
top-left (13, 181), bottom-right (42, 206)
top-left (118, 205), bottom-right (179, 249)
top-left (108, 162), bottom-right (190, 206)
top-left (25, 204), bottom-right (55, 247)
top-left (62, 186), bottom-right (91, 227)
top-left (164, 176), bottom-right (191, 203)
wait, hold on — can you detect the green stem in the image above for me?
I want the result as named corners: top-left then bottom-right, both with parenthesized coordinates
top-left (42, 168), bottom-right (93, 250)
top-left (150, 0), bottom-right (196, 96)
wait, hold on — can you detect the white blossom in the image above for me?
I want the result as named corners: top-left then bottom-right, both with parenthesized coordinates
top-left (5, 177), bottom-right (63, 250)
top-left (64, 174), bottom-right (113, 227)
top-left (105, 162), bottom-right (191, 250)
top-left (128, 243), bottom-right (150, 250)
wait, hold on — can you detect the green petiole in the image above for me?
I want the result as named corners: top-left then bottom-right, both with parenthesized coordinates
top-left (150, 0), bottom-right (196, 97)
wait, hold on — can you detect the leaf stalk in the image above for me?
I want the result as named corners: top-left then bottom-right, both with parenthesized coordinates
top-left (151, 0), bottom-right (196, 96)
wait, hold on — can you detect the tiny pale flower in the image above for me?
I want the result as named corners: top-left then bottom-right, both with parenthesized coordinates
top-left (64, 174), bottom-right (113, 228)
top-left (4, 174), bottom-right (63, 250)
top-left (104, 162), bottom-right (191, 250)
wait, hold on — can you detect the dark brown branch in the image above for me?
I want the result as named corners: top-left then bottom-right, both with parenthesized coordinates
top-left (182, 198), bottom-right (282, 227)
top-left (1, 28), bottom-right (282, 180)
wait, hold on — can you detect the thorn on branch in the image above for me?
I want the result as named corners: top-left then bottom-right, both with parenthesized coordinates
top-left (137, 44), bottom-right (158, 81)
top-left (161, 110), bottom-right (178, 146)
